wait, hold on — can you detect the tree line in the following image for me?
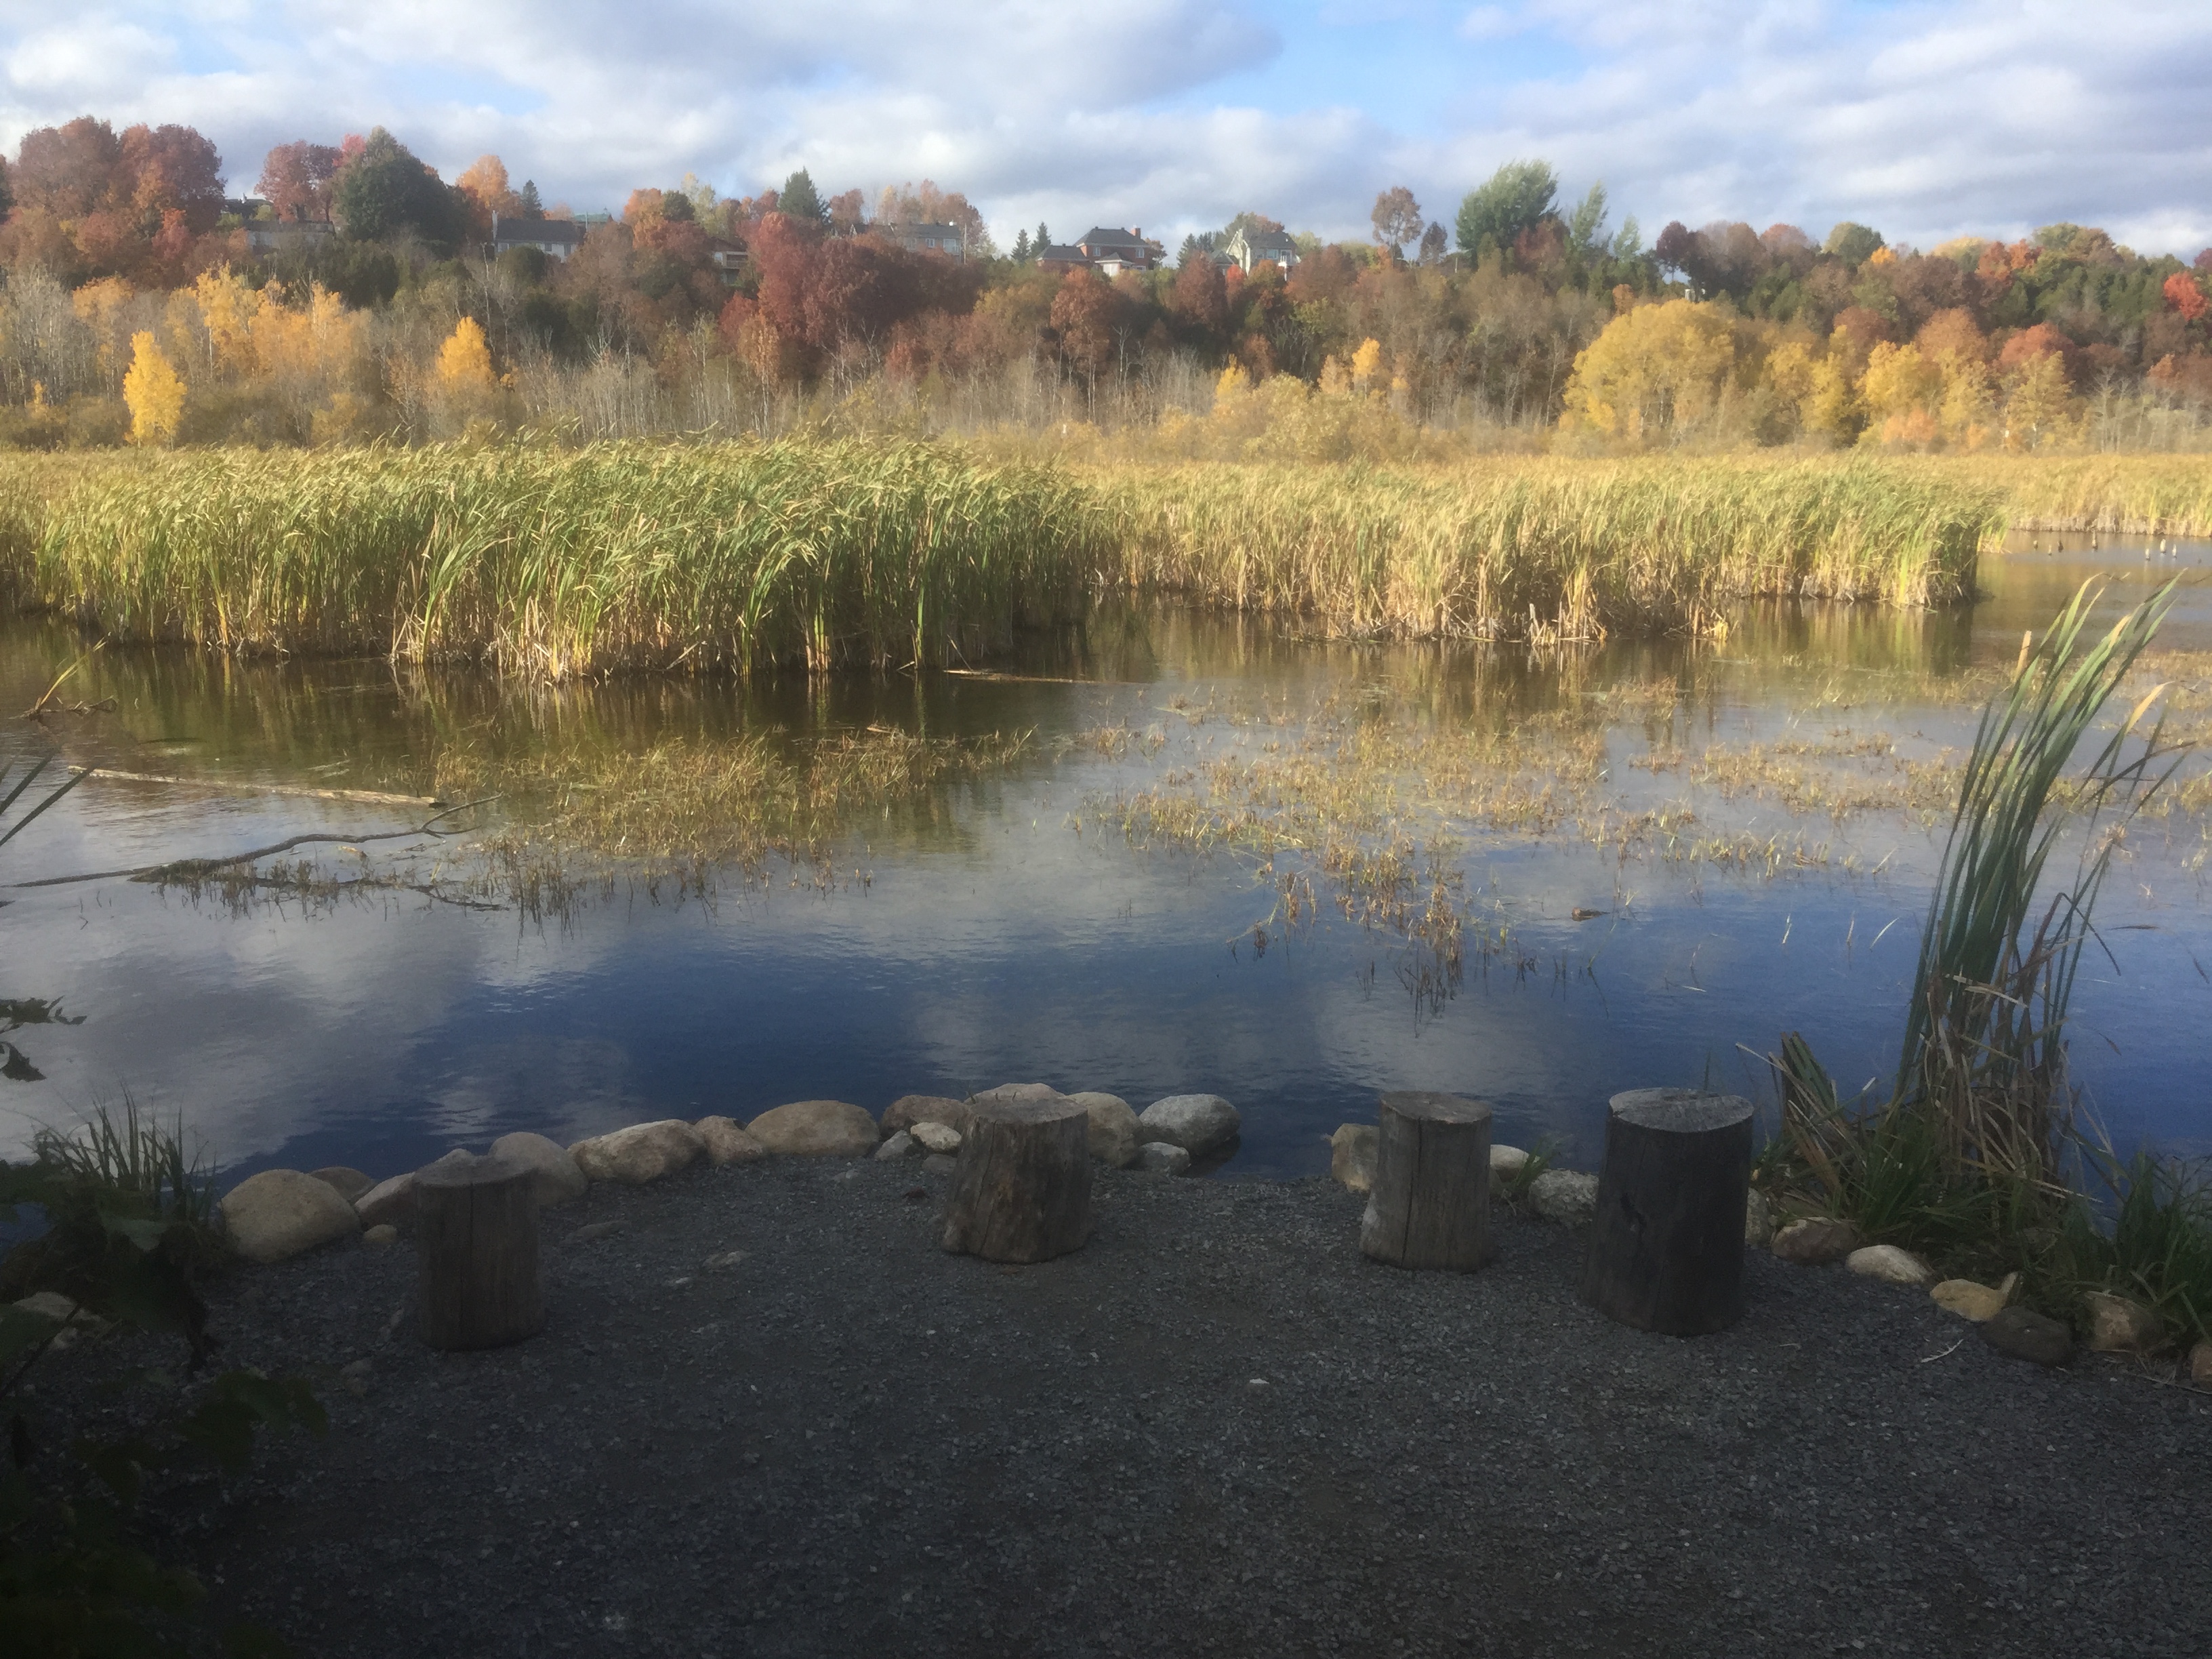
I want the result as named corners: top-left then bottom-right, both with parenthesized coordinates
top-left (2, 112), bottom-right (2209, 453)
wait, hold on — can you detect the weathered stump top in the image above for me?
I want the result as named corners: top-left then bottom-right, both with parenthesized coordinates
top-left (1607, 1088), bottom-right (1753, 1134)
top-left (1376, 1090), bottom-right (1492, 1125)
top-left (969, 1096), bottom-right (1087, 1127)
top-left (414, 1151), bottom-right (532, 1193)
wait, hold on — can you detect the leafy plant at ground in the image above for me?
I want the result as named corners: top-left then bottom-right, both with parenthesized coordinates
top-left (1762, 580), bottom-right (2212, 1345)
top-left (0, 1107), bottom-right (324, 1656)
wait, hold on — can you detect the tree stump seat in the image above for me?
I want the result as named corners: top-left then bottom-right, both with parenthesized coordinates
top-left (941, 1094), bottom-right (1092, 1264)
top-left (1359, 1090), bottom-right (1494, 1272)
top-left (417, 1152), bottom-right (544, 1351)
top-left (1580, 1088), bottom-right (1754, 1336)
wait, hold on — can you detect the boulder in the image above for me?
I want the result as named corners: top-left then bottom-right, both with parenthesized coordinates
top-left (13, 1292), bottom-right (108, 1349)
top-left (488, 1131), bottom-right (588, 1206)
top-left (747, 1100), bottom-right (878, 1158)
top-left (968, 1082), bottom-right (1064, 1113)
top-left (1770, 1217), bottom-right (1863, 1265)
top-left (1845, 1245), bottom-right (1935, 1287)
top-left (2191, 1341), bottom-right (2212, 1388)
top-left (362, 1224), bottom-right (398, 1246)
top-left (1982, 1305), bottom-right (2072, 1368)
top-left (1490, 1144), bottom-right (1530, 1187)
top-left (1069, 1092), bottom-right (1141, 1168)
top-left (1137, 1142), bottom-right (1192, 1176)
top-left (1744, 1188), bottom-right (1774, 1248)
top-left (1138, 1094), bottom-right (1240, 1158)
top-left (310, 1166), bottom-right (373, 1205)
top-left (1931, 1277), bottom-right (2012, 1322)
top-left (220, 1168), bottom-right (361, 1265)
top-left (2085, 1290), bottom-right (2160, 1354)
top-left (874, 1130), bottom-right (916, 1162)
top-left (911, 1122), bottom-right (962, 1155)
top-left (1330, 1124), bottom-right (1377, 1194)
top-left (572, 1120), bottom-right (705, 1186)
top-left (1528, 1169), bottom-right (1599, 1226)
top-left (692, 1116), bottom-right (767, 1168)
top-left (355, 1149), bottom-right (474, 1229)
top-left (882, 1094), bottom-right (975, 1138)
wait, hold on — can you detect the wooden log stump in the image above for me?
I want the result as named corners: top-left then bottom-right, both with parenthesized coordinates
top-left (941, 1095), bottom-right (1092, 1264)
top-left (1580, 1088), bottom-right (1754, 1336)
top-left (417, 1153), bottom-right (544, 1351)
top-left (1359, 1090), bottom-right (1493, 1271)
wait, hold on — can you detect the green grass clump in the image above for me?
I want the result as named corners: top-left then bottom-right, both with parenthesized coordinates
top-left (1090, 455), bottom-right (1998, 640)
top-left (5, 439), bottom-right (1101, 676)
top-left (0, 444), bottom-right (2005, 676)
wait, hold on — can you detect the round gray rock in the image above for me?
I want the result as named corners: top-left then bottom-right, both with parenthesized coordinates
top-left (220, 1168), bottom-right (361, 1265)
top-left (1137, 1141), bottom-right (1193, 1176)
top-left (1528, 1169), bottom-right (1599, 1226)
top-left (1138, 1094), bottom-right (1240, 1158)
top-left (571, 1120), bottom-right (705, 1185)
top-left (746, 1100), bottom-right (878, 1158)
top-left (309, 1166), bottom-right (373, 1205)
top-left (881, 1094), bottom-right (976, 1137)
top-left (488, 1131), bottom-right (589, 1206)
top-left (693, 1116), bottom-right (768, 1167)
top-left (874, 1130), bottom-right (916, 1162)
top-left (1068, 1092), bottom-right (1141, 1168)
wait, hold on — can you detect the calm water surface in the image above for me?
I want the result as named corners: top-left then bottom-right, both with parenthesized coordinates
top-left (3, 535), bottom-right (2209, 1183)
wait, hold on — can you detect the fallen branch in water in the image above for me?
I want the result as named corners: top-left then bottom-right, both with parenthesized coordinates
top-left (6, 797), bottom-right (499, 889)
top-left (66, 767), bottom-right (443, 808)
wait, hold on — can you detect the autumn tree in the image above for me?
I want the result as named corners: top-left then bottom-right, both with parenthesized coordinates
top-left (258, 141), bottom-right (342, 222)
top-left (1371, 186), bottom-right (1422, 255)
top-left (1167, 253), bottom-right (1227, 337)
top-left (1417, 222), bottom-right (1447, 264)
top-left (2164, 270), bottom-right (2209, 324)
top-left (1456, 160), bottom-right (1557, 262)
top-left (1050, 268), bottom-right (1120, 382)
top-left (455, 155), bottom-right (520, 234)
top-left (436, 316), bottom-right (495, 389)
top-left (122, 330), bottom-right (185, 444)
top-left (1560, 298), bottom-right (1736, 443)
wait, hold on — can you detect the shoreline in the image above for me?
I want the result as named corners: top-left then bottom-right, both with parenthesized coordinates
top-left (25, 1147), bottom-right (2212, 1659)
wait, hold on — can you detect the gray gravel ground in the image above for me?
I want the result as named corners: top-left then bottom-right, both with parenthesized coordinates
top-left (31, 1156), bottom-right (2212, 1658)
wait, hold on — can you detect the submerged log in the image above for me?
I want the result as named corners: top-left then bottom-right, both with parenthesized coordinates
top-left (417, 1153), bottom-right (544, 1351)
top-left (941, 1094), bottom-right (1092, 1264)
top-left (1580, 1088), bottom-right (1754, 1336)
top-left (1359, 1090), bottom-right (1493, 1271)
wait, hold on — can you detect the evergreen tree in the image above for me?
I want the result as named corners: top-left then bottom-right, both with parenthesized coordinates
top-left (518, 178), bottom-right (544, 220)
top-left (779, 168), bottom-right (826, 226)
top-left (1036, 222), bottom-right (1050, 252)
top-left (1012, 228), bottom-right (1031, 260)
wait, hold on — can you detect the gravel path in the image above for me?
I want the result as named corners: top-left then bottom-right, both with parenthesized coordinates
top-left (38, 1157), bottom-right (2212, 1658)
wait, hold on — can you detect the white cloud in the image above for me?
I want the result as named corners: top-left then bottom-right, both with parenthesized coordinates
top-left (0, 0), bottom-right (2207, 253)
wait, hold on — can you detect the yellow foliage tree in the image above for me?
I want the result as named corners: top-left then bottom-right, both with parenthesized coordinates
top-left (122, 331), bottom-right (186, 445)
top-left (1759, 339), bottom-right (1858, 447)
top-left (1561, 300), bottom-right (1737, 443)
top-left (193, 265), bottom-right (264, 376)
top-left (2003, 354), bottom-right (2081, 451)
top-left (436, 317), bottom-right (495, 391)
top-left (1858, 342), bottom-right (1944, 445)
top-left (72, 276), bottom-right (138, 380)
top-left (1936, 354), bottom-right (1996, 450)
top-left (1349, 337), bottom-right (1384, 391)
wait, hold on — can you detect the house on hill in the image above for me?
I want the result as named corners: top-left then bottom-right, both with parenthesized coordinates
top-left (491, 213), bottom-right (587, 262)
top-left (1224, 225), bottom-right (1300, 274)
top-left (875, 222), bottom-right (967, 262)
top-left (1036, 226), bottom-right (1162, 276)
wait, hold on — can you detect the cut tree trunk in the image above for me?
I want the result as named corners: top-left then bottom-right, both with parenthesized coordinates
top-left (416, 1153), bottom-right (544, 1351)
top-left (1580, 1088), bottom-right (1754, 1336)
top-left (941, 1095), bottom-right (1092, 1264)
top-left (1359, 1090), bottom-right (1494, 1271)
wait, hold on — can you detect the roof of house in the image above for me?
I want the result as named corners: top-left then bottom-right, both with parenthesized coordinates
top-left (1035, 244), bottom-right (1090, 263)
top-left (1078, 227), bottom-right (1147, 250)
top-left (1233, 228), bottom-right (1298, 252)
top-left (493, 216), bottom-right (586, 245)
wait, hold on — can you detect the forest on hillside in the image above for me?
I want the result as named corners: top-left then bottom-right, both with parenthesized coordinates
top-left (3, 115), bottom-right (2209, 455)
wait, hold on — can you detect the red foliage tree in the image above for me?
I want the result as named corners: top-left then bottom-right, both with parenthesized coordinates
top-left (1049, 268), bottom-right (1120, 380)
top-left (1167, 255), bottom-right (1227, 337)
top-left (1996, 322), bottom-right (2079, 382)
top-left (258, 140), bottom-right (342, 222)
top-left (2163, 270), bottom-right (2209, 323)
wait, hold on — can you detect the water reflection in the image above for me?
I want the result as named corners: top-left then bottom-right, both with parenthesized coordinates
top-left (2, 539), bottom-right (2209, 1183)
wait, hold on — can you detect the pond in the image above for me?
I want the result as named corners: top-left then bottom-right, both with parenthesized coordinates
top-left (3, 532), bottom-right (2209, 1186)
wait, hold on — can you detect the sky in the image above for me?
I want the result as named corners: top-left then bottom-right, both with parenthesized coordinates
top-left (1, 1), bottom-right (2208, 257)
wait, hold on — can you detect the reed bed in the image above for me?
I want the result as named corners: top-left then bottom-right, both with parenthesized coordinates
top-left (1933, 455), bottom-right (2212, 537)
top-left (1088, 457), bottom-right (1999, 641)
top-left (0, 445), bottom-right (2005, 676)
top-left (4, 442), bottom-right (1101, 677)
